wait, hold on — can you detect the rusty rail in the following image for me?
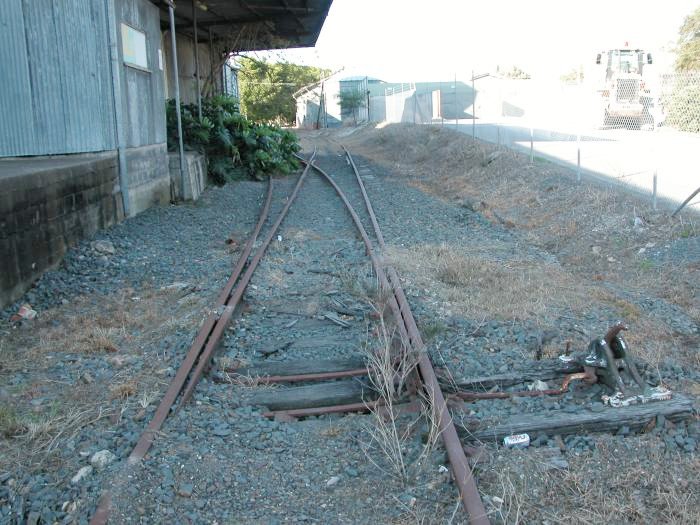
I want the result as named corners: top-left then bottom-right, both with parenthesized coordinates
top-left (179, 151), bottom-right (316, 406)
top-left (91, 151), bottom-right (316, 525)
top-left (341, 147), bottom-right (489, 524)
top-left (454, 372), bottom-right (590, 400)
top-left (299, 152), bottom-right (489, 525)
top-left (128, 174), bottom-right (276, 466)
top-left (222, 367), bottom-right (370, 384)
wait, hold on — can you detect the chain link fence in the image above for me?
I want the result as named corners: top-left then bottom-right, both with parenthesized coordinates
top-left (660, 71), bottom-right (700, 133)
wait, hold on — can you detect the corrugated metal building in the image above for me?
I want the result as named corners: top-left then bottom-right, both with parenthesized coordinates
top-left (0, 0), bottom-right (333, 308)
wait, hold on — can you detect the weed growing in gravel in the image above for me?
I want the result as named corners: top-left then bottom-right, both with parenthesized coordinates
top-left (0, 404), bottom-right (24, 437)
top-left (361, 309), bottom-right (443, 485)
top-left (638, 258), bottom-right (655, 272)
top-left (337, 266), bottom-right (379, 300)
top-left (110, 381), bottom-right (137, 400)
top-left (679, 225), bottom-right (697, 238)
top-left (419, 318), bottom-right (447, 341)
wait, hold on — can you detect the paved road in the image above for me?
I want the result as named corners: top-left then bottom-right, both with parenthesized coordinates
top-left (447, 117), bottom-right (700, 213)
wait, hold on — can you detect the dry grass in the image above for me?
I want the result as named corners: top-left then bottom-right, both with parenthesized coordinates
top-left (110, 380), bottom-right (138, 400)
top-left (386, 243), bottom-right (589, 322)
top-left (1, 402), bottom-right (112, 464)
top-left (477, 436), bottom-right (700, 524)
top-left (0, 283), bottom-right (215, 476)
top-left (360, 306), bottom-right (445, 486)
top-left (1, 285), bottom-right (211, 374)
top-left (339, 123), bottom-right (698, 369)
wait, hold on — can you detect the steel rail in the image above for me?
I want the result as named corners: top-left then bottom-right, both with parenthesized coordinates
top-left (263, 399), bottom-right (422, 419)
top-left (179, 151), bottom-right (316, 406)
top-left (127, 176), bottom-right (274, 465)
top-left (298, 154), bottom-right (487, 523)
top-left (91, 151), bottom-right (315, 524)
top-left (90, 177), bottom-right (275, 525)
top-left (222, 367), bottom-right (370, 383)
top-left (294, 154), bottom-right (413, 345)
top-left (340, 147), bottom-right (489, 525)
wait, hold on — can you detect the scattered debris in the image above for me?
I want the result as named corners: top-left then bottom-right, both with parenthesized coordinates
top-left (503, 434), bottom-right (530, 449)
top-left (602, 386), bottom-right (673, 408)
top-left (161, 282), bottom-right (192, 291)
top-left (71, 465), bottom-right (93, 484)
top-left (284, 319), bottom-right (299, 329)
top-left (322, 312), bottom-right (351, 328)
top-left (10, 304), bottom-right (37, 322)
top-left (481, 150), bottom-right (502, 167)
top-left (528, 380), bottom-right (549, 392)
top-left (92, 240), bottom-right (116, 255)
top-left (326, 475), bottom-right (340, 487)
top-left (90, 450), bottom-right (116, 469)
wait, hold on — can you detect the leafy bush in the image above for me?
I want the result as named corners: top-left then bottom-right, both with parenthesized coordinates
top-left (166, 95), bottom-right (300, 184)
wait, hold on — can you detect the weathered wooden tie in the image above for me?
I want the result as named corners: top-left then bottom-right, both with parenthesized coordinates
top-left (458, 395), bottom-right (693, 442)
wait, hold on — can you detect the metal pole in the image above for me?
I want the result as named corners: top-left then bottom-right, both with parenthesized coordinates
top-left (652, 171), bottom-right (658, 210)
top-left (193, 2), bottom-right (202, 119)
top-left (208, 30), bottom-right (214, 96)
top-left (440, 81), bottom-right (444, 127)
top-left (168, 2), bottom-right (186, 200)
top-left (105, 0), bottom-right (130, 217)
top-left (366, 76), bottom-right (370, 122)
top-left (530, 125), bottom-right (534, 164)
top-left (576, 131), bottom-right (581, 182)
top-left (454, 72), bottom-right (458, 130)
top-left (413, 90), bottom-right (417, 124)
top-left (472, 70), bottom-right (475, 139)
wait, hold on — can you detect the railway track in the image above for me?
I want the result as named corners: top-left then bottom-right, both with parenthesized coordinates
top-left (89, 142), bottom-right (692, 524)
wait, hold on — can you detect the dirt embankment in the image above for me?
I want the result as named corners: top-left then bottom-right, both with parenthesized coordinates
top-left (333, 123), bottom-right (698, 369)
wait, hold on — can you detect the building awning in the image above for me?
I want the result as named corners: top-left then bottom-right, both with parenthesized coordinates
top-left (153, 0), bottom-right (332, 50)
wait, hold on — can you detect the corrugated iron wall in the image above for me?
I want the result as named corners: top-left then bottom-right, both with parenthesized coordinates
top-left (0, 0), bottom-right (116, 157)
top-left (117, 0), bottom-right (166, 148)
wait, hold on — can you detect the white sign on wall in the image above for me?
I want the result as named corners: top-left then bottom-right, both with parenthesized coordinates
top-left (121, 23), bottom-right (148, 69)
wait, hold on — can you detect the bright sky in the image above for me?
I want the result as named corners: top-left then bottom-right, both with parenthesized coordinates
top-left (250, 0), bottom-right (698, 81)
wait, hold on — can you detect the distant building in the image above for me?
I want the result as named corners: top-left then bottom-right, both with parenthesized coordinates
top-left (295, 74), bottom-right (385, 128)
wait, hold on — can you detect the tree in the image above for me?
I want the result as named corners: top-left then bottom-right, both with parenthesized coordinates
top-left (560, 67), bottom-right (584, 84)
top-left (238, 57), bottom-right (330, 124)
top-left (504, 66), bottom-right (531, 79)
top-left (337, 89), bottom-right (366, 124)
top-left (676, 6), bottom-right (700, 71)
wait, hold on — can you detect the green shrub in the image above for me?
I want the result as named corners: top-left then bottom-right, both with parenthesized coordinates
top-left (166, 95), bottom-right (300, 184)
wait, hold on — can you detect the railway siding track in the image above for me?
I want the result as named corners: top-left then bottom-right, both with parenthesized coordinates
top-left (88, 143), bottom-right (693, 524)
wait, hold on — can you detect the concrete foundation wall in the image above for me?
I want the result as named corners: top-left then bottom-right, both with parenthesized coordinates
top-left (0, 153), bottom-right (123, 308)
top-left (169, 152), bottom-right (206, 201)
top-left (124, 143), bottom-right (171, 214)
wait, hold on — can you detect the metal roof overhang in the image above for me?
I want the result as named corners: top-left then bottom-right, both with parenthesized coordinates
top-left (152, 0), bottom-right (332, 50)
